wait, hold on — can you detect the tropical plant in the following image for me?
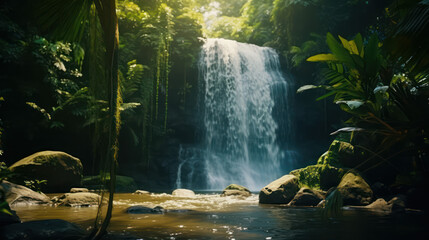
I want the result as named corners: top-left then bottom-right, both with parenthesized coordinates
top-left (298, 32), bottom-right (429, 175)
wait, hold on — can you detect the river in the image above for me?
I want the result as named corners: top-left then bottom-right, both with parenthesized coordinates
top-left (12, 192), bottom-right (427, 239)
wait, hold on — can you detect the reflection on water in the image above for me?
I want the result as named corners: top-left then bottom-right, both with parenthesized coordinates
top-left (13, 193), bottom-right (428, 239)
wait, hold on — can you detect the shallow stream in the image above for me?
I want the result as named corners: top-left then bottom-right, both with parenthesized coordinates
top-left (13, 193), bottom-right (427, 239)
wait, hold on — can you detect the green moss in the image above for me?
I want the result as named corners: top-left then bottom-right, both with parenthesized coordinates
top-left (290, 164), bottom-right (346, 190)
top-left (316, 140), bottom-right (355, 167)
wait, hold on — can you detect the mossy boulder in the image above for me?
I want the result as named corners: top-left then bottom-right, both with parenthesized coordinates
top-left (221, 184), bottom-right (251, 197)
top-left (317, 140), bottom-right (356, 167)
top-left (8, 151), bottom-right (83, 193)
top-left (259, 175), bottom-right (300, 204)
top-left (290, 164), bottom-right (346, 190)
top-left (337, 171), bottom-right (373, 205)
top-left (82, 175), bottom-right (138, 193)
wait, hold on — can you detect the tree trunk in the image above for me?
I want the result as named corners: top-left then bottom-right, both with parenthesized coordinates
top-left (91, 0), bottom-right (120, 239)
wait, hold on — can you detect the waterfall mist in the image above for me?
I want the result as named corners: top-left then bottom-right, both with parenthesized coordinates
top-left (176, 38), bottom-right (294, 191)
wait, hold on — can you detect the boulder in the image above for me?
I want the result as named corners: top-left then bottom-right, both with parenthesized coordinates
top-left (0, 181), bottom-right (50, 205)
top-left (126, 206), bottom-right (165, 214)
top-left (288, 187), bottom-right (325, 206)
top-left (290, 164), bottom-right (345, 190)
top-left (82, 175), bottom-right (138, 193)
top-left (133, 190), bottom-right (150, 195)
top-left (69, 188), bottom-right (88, 193)
top-left (364, 198), bottom-right (391, 212)
top-left (259, 175), bottom-right (299, 204)
top-left (388, 195), bottom-right (406, 212)
top-left (0, 219), bottom-right (86, 240)
top-left (317, 140), bottom-right (355, 167)
top-left (52, 192), bottom-right (100, 207)
top-left (221, 184), bottom-right (251, 197)
top-left (9, 151), bottom-right (83, 193)
top-left (172, 189), bottom-right (195, 197)
top-left (337, 172), bottom-right (373, 205)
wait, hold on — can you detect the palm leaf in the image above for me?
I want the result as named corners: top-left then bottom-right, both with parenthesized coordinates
top-left (36, 0), bottom-right (92, 42)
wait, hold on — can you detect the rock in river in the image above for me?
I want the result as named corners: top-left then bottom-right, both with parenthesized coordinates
top-left (133, 190), bottom-right (150, 195)
top-left (221, 184), bottom-right (251, 197)
top-left (9, 151), bottom-right (83, 193)
top-left (288, 187), bottom-right (325, 207)
top-left (126, 206), bottom-right (165, 214)
top-left (52, 192), bottom-right (100, 207)
top-left (259, 175), bottom-right (300, 204)
top-left (0, 181), bottom-right (50, 206)
top-left (337, 171), bottom-right (373, 205)
top-left (172, 189), bottom-right (195, 197)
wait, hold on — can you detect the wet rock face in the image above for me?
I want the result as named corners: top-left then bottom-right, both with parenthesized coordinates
top-left (221, 184), bottom-right (251, 197)
top-left (259, 175), bottom-right (300, 204)
top-left (0, 181), bottom-right (50, 206)
top-left (337, 172), bottom-right (373, 206)
top-left (9, 151), bottom-right (83, 193)
top-left (172, 189), bottom-right (195, 197)
top-left (0, 219), bottom-right (86, 240)
top-left (288, 187), bottom-right (325, 207)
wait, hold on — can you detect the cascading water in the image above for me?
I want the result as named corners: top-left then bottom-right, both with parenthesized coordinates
top-left (176, 38), bottom-right (293, 191)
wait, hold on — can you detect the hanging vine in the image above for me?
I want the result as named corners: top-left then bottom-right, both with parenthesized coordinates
top-left (153, 3), bottom-right (173, 132)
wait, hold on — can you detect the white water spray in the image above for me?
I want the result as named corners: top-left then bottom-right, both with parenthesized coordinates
top-left (176, 38), bottom-right (292, 191)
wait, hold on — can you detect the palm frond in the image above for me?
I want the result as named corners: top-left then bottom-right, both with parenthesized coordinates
top-left (36, 0), bottom-right (92, 42)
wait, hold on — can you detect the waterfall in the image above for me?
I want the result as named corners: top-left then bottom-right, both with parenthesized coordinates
top-left (176, 38), bottom-right (293, 191)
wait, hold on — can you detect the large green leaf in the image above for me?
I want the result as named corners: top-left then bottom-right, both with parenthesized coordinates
top-left (307, 53), bottom-right (338, 62)
top-left (36, 0), bottom-right (92, 42)
top-left (326, 33), bottom-right (355, 67)
top-left (354, 33), bottom-right (364, 57)
top-left (364, 34), bottom-right (381, 77)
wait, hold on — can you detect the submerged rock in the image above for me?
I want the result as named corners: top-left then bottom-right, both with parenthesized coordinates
top-left (221, 184), bottom-right (251, 197)
top-left (259, 175), bottom-right (299, 204)
top-left (364, 198), bottom-right (391, 212)
top-left (0, 181), bottom-right (50, 205)
top-left (288, 187), bottom-right (325, 207)
top-left (0, 219), bottom-right (86, 240)
top-left (133, 190), bottom-right (150, 195)
top-left (126, 206), bottom-right (165, 214)
top-left (52, 192), bottom-right (100, 207)
top-left (337, 172), bottom-right (373, 205)
top-left (172, 189), bottom-right (195, 197)
top-left (8, 151), bottom-right (83, 193)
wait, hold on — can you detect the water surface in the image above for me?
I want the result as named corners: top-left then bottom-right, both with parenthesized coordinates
top-left (13, 193), bottom-right (428, 239)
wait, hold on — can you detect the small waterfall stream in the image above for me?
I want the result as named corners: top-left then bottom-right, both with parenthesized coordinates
top-left (176, 38), bottom-right (293, 191)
